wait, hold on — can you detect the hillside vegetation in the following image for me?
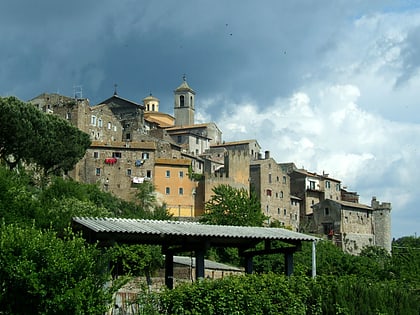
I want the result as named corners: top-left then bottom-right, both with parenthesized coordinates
top-left (0, 96), bottom-right (419, 314)
top-left (0, 164), bottom-right (419, 314)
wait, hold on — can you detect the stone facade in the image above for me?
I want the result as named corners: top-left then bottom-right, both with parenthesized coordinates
top-left (250, 152), bottom-right (299, 230)
top-left (79, 141), bottom-right (156, 201)
top-left (289, 169), bottom-right (341, 222)
top-left (312, 198), bottom-right (391, 254)
top-left (174, 78), bottom-right (195, 126)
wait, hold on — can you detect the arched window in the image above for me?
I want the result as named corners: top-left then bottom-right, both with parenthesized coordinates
top-left (180, 95), bottom-right (185, 107)
top-left (152, 104), bottom-right (155, 111)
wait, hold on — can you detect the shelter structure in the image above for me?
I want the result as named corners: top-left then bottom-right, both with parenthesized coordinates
top-left (72, 217), bottom-right (319, 289)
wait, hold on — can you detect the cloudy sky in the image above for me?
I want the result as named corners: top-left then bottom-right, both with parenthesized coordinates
top-left (1, 1), bottom-right (419, 238)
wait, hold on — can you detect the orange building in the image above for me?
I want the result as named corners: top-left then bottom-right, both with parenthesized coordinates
top-left (154, 158), bottom-right (200, 218)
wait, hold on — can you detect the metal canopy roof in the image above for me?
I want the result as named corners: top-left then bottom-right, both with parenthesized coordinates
top-left (73, 217), bottom-right (319, 287)
top-left (72, 217), bottom-right (318, 248)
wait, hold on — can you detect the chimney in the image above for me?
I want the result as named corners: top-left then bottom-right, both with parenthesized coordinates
top-left (265, 150), bottom-right (270, 159)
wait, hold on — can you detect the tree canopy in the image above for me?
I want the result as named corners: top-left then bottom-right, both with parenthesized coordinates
top-left (200, 184), bottom-right (267, 227)
top-left (0, 96), bottom-right (90, 175)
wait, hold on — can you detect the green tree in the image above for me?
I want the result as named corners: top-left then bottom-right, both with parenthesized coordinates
top-left (34, 113), bottom-right (91, 175)
top-left (391, 236), bottom-right (420, 289)
top-left (0, 96), bottom-right (42, 169)
top-left (200, 184), bottom-right (266, 227)
top-left (0, 96), bottom-right (90, 175)
top-left (0, 224), bottom-right (117, 314)
top-left (136, 181), bottom-right (158, 212)
top-left (0, 164), bottom-right (40, 226)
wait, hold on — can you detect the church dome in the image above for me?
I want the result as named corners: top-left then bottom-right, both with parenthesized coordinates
top-left (142, 94), bottom-right (159, 102)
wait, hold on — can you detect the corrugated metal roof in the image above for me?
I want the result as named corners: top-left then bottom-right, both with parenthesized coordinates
top-left (72, 217), bottom-right (318, 242)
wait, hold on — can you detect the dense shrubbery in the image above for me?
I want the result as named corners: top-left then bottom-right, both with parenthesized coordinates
top-left (0, 159), bottom-right (419, 314)
top-left (150, 274), bottom-right (419, 315)
top-left (0, 164), bottom-right (170, 313)
top-left (0, 224), bottom-right (114, 314)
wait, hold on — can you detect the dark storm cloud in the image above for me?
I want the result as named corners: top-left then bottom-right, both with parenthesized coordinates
top-left (0, 0), bottom-right (384, 104)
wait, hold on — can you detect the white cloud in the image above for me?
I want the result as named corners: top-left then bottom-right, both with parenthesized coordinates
top-left (202, 77), bottom-right (420, 238)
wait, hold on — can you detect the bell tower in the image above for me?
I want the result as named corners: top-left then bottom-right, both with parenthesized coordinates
top-left (174, 75), bottom-right (195, 126)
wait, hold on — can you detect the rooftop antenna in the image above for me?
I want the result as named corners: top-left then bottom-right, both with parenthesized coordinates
top-left (73, 85), bottom-right (83, 99)
top-left (114, 83), bottom-right (118, 95)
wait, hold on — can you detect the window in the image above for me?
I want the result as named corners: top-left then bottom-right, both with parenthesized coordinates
top-left (179, 171), bottom-right (184, 178)
top-left (284, 209), bottom-right (287, 216)
top-left (66, 112), bottom-right (71, 120)
top-left (127, 169), bottom-right (132, 176)
top-left (146, 170), bottom-right (152, 178)
top-left (276, 176), bottom-right (279, 182)
top-left (126, 133), bottom-right (131, 140)
top-left (180, 95), bottom-right (185, 107)
top-left (177, 135), bottom-right (182, 143)
top-left (142, 152), bottom-right (149, 160)
top-left (280, 191), bottom-right (283, 198)
top-left (112, 152), bottom-right (122, 158)
top-left (266, 189), bottom-right (272, 197)
top-left (95, 168), bottom-right (101, 176)
top-left (336, 183), bottom-right (340, 191)
top-left (179, 187), bottom-right (184, 195)
top-left (113, 125), bottom-right (117, 132)
top-left (266, 205), bottom-right (269, 213)
top-left (165, 170), bottom-right (170, 178)
top-left (196, 137), bottom-right (199, 145)
top-left (107, 122), bottom-right (111, 129)
top-left (324, 207), bottom-right (330, 216)
top-left (98, 119), bottom-right (103, 128)
top-left (277, 208), bottom-right (281, 214)
top-left (309, 180), bottom-right (316, 190)
top-left (93, 151), bottom-right (99, 159)
top-left (275, 192), bottom-right (278, 198)
top-left (283, 176), bottom-right (287, 184)
top-left (165, 187), bottom-right (170, 195)
top-left (268, 173), bottom-right (272, 184)
top-left (90, 115), bottom-right (96, 126)
top-left (325, 181), bottom-right (331, 189)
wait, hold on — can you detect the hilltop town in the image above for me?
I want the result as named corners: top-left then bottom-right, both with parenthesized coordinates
top-left (29, 77), bottom-right (391, 255)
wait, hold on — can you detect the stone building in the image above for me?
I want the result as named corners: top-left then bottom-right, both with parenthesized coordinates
top-left (288, 168), bottom-right (341, 229)
top-left (174, 76), bottom-right (195, 127)
top-left (27, 79), bottom-right (392, 254)
top-left (250, 151), bottom-right (299, 230)
top-left (311, 197), bottom-right (392, 254)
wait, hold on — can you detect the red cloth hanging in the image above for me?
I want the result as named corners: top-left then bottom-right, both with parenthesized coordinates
top-left (105, 158), bottom-right (118, 165)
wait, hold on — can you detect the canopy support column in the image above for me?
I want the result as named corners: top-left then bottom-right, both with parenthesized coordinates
top-left (284, 251), bottom-right (294, 276)
top-left (195, 248), bottom-right (205, 280)
top-left (164, 251), bottom-right (174, 289)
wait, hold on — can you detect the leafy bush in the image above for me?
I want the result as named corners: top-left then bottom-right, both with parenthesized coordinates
top-left (0, 224), bottom-right (115, 314)
top-left (157, 274), bottom-right (420, 315)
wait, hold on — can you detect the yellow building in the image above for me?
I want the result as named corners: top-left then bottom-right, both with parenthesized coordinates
top-left (154, 158), bottom-right (200, 217)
